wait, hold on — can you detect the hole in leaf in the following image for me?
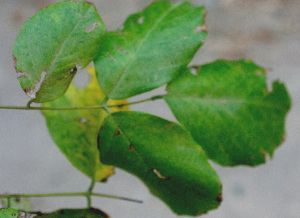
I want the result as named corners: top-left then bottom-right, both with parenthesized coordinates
top-left (72, 67), bottom-right (90, 89)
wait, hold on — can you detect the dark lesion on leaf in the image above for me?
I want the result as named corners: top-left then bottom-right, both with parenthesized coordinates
top-left (97, 134), bottom-right (101, 150)
top-left (13, 55), bottom-right (28, 79)
top-left (153, 169), bottom-right (170, 180)
top-left (216, 194), bottom-right (222, 203)
top-left (129, 144), bottom-right (135, 151)
top-left (114, 129), bottom-right (120, 138)
top-left (100, 126), bottom-right (105, 131)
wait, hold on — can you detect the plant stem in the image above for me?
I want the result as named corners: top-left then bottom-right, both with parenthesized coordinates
top-left (86, 180), bottom-right (95, 208)
top-left (0, 192), bottom-right (142, 204)
top-left (0, 95), bottom-right (166, 111)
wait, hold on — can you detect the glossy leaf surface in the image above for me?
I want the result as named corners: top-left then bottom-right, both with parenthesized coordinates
top-left (13, 1), bottom-right (105, 103)
top-left (43, 68), bottom-right (114, 182)
top-left (94, 1), bottom-right (207, 99)
top-left (165, 60), bottom-right (291, 166)
top-left (35, 208), bottom-right (109, 217)
top-left (98, 111), bottom-right (222, 216)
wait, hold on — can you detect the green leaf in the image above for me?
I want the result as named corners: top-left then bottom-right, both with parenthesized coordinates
top-left (13, 1), bottom-right (105, 103)
top-left (94, 1), bottom-right (207, 99)
top-left (0, 208), bottom-right (19, 217)
top-left (165, 60), bottom-right (291, 166)
top-left (98, 111), bottom-right (222, 216)
top-left (0, 198), bottom-right (32, 212)
top-left (43, 68), bottom-right (114, 182)
top-left (34, 208), bottom-right (109, 217)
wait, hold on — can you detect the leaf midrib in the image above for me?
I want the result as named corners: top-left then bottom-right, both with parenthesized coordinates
top-left (109, 3), bottom-right (180, 96)
top-left (47, 5), bottom-right (91, 74)
top-left (165, 95), bottom-right (287, 111)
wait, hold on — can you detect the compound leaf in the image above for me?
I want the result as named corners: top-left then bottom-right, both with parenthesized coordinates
top-left (34, 208), bottom-right (109, 217)
top-left (165, 60), bottom-right (291, 166)
top-left (13, 1), bottom-right (105, 103)
top-left (94, 1), bottom-right (207, 99)
top-left (98, 111), bottom-right (222, 216)
top-left (43, 68), bottom-right (116, 182)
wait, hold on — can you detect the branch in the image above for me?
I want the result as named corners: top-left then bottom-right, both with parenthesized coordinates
top-left (0, 95), bottom-right (165, 111)
top-left (0, 192), bottom-right (142, 204)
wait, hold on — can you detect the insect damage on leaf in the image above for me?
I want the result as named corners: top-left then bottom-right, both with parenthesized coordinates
top-left (153, 169), bottom-right (170, 180)
top-left (25, 71), bottom-right (46, 99)
top-left (86, 22), bottom-right (102, 33)
top-left (194, 24), bottom-right (207, 33)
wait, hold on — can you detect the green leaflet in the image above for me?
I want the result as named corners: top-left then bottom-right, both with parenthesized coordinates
top-left (13, 1), bottom-right (105, 103)
top-left (0, 208), bottom-right (19, 217)
top-left (34, 208), bottom-right (109, 217)
top-left (98, 111), bottom-right (222, 216)
top-left (94, 1), bottom-right (207, 99)
top-left (43, 69), bottom-right (114, 182)
top-left (165, 60), bottom-right (291, 166)
top-left (0, 198), bottom-right (32, 213)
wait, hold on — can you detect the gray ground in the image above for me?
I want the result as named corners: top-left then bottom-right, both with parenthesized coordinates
top-left (0, 0), bottom-right (299, 217)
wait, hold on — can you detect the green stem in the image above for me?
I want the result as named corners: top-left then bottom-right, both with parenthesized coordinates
top-left (86, 180), bottom-right (95, 208)
top-left (0, 192), bottom-right (142, 204)
top-left (7, 196), bottom-right (11, 208)
top-left (0, 95), bottom-right (166, 111)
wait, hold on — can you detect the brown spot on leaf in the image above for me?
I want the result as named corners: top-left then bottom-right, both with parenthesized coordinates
top-left (153, 169), bottom-right (170, 180)
top-left (69, 66), bottom-right (77, 75)
top-left (114, 129), bottom-right (120, 138)
top-left (216, 194), bottom-right (222, 203)
top-left (250, 156), bottom-right (255, 160)
top-left (13, 55), bottom-right (18, 69)
top-left (166, 123), bottom-right (176, 127)
top-left (261, 150), bottom-right (268, 156)
top-left (90, 208), bottom-right (109, 217)
top-left (255, 71), bottom-right (262, 76)
top-left (13, 56), bottom-right (28, 79)
top-left (129, 144), bottom-right (135, 151)
top-left (100, 126), bottom-right (105, 131)
top-left (194, 24), bottom-right (207, 33)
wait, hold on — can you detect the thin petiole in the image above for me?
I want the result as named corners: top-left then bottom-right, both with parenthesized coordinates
top-left (0, 94), bottom-right (166, 111)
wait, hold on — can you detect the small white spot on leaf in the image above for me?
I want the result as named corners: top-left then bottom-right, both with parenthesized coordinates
top-left (80, 118), bottom-right (87, 123)
top-left (190, 68), bottom-right (198, 76)
top-left (137, 16), bottom-right (144, 24)
top-left (86, 22), bottom-right (101, 33)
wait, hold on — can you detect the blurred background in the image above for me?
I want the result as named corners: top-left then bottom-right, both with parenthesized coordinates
top-left (0, 0), bottom-right (299, 217)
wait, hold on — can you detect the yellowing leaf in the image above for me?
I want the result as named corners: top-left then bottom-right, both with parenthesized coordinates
top-left (43, 67), bottom-right (128, 181)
